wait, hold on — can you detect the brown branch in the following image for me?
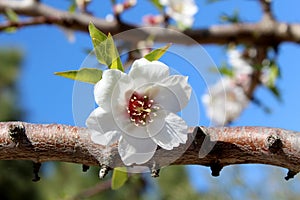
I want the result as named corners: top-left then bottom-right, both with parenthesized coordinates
top-left (1, 121), bottom-right (300, 179)
top-left (259, 0), bottom-right (274, 21)
top-left (0, 16), bottom-right (55, 31)
top-left (1, 1), bottom-right (300, 45)
top-left (70, 180), bottom-right (112, 200)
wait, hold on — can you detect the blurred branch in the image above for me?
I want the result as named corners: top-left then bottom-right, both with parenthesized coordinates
top-left (0, 16), bottom-right (53, 31)
top-left (1, 122), bottom-right (300, 179)
top-left (1, 1), bottom-right (300, 45)
top-left (70, 180), bottom-right (111, 200)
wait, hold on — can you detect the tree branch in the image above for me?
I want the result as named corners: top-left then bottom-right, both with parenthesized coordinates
top-left (1, 121), bottom-right (300, 179)
top-left (1, 1), bottom-right (300, 45)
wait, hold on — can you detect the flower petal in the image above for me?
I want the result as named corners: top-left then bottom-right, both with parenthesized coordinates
top-left (129, 58), bottom-right (169, 86)
top-left (149, 112), bottom-right (188, 150)
top-left (151, 75), bottom-right (191, 113)
top-left (94, 69), bottom-right (131, 111)
top-left (146, 109), bottom-right (167, 137)
top-left (121, 122), bottom-right (150, 139)
top-left (86, 107), bottom-right (120, 145)
top-left (90, 129), bottom-right (120, 146)
top-left (118, 135), bottom-right (157, 165)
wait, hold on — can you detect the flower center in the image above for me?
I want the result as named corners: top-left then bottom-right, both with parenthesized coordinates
top-left (127, 92), bottom-right (158, 126)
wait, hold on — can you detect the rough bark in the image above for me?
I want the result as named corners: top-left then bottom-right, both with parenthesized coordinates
top-left (1, 121), bottom-right (299, 179)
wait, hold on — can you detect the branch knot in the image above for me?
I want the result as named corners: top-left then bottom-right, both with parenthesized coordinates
top-left (266, 135), bottom-right (283, 153)
top-left (8, 122), bottom-right (26, 143)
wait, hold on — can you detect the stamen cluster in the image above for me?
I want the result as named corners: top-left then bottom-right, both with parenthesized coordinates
top-left (127, 92), bottom-right (156, 126)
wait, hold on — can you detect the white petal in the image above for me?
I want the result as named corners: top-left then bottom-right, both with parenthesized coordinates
top-left (129, 58), bottom-right (169, 86)
top-left (118, 135), bottom-right (157, 165)
top-left (151, 75), bottom-right (191, 113)
top-left (121, 122), bottom-right (150, 139)
top-left (149, 112), bottom-right (188, 150)
top-left (94, 69), bottom-right (130, 111)
top-left (86, 107), bottom-right (120, 145)
top-left (90, 129), bottom-right (120, 146)
top-left (202, 77), bottom-right (249, 125)
top-left (146, 109), bottom-right (167, 137)
top-left (159, 0), bottom-right (168, 6)
top-left (227, 49), bottom-right (253, 75)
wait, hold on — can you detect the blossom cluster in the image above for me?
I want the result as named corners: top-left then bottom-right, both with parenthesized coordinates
top-left (202, 47), bottom-right (276, 125)
top-left (202, 48), bottom-right (254, 125)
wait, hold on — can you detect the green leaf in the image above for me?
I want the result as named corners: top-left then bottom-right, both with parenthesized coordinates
top-left (106, 33), bottom-right (124, 71)
top-left (150, 0), bottom-right (163, 10)
top-left (111, 167), bottom-right (128, 190)
top-left (209, 63), bottom-right (234, 77)
top-left (68, 2), bottom-right (77, 13)
top-left (218, 66), bottom-right (234, 77)
top-left (267, 63), bottom-right (280, 87)
top-left (268, 85), bottom-right (282, 102)
top-left (54, 68), bottom-right (102, 84)
top-left (144, 43), bottom-right (171, 61)
top-left (4, 8), bottom-right (19, 23)
top-left (220, 10), bottom-right (240, 23)
top-left (89, 22), bottom-right (107, 45)
top-left (4, 27), bottom-right (17, 33)
top-left (89, 23), bottom-right (124, 72)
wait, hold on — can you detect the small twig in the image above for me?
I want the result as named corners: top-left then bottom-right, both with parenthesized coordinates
top-left (210, 160), bottom-right (223, 177)
top-left (82, 164), bottom-right (90, 172)
top-left (259, 0), bottom-right (274, 21)
top-left (99, 165), bottom-right (111, 179)
top-left (285, 170), bottom-right (298, 181)
top-left (32, 162), bottom-right (41, 182)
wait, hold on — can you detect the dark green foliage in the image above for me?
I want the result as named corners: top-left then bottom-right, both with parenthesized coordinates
top-left (0, 48), bottom-right (41, 199)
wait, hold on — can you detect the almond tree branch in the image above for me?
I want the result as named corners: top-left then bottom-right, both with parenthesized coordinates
top-left (1, 1), bottom-right (300, 45)
top-left (0, 16), bottom-right (54, 30)
top-left (1, 121), bottom-right (300, 179)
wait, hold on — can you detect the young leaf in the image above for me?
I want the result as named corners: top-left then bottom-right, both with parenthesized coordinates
top-left (68, 2), bottom-right (77, 13)
top-left (55, 68), bottom-right (102, 84)
top-left (220, 10), bottom-right (240, 23)
top-left (150, 0), bottom-right (163, 10)
top-left (4, 8), bottom-right (19, 23)
top-left (89, 22), bottom-right (107, 44)
top-left (144, 43), bottom-right (171, 61)
top-left (106, 33), bottom-right (124, 71)
top-left (111, 167), bottom-right (128, 190)
top-left (89, 23), bottom-right (124, 71)
top-left (219, 66), bottom-right (234, 77)
top-left (267, 63), bottom-right (280, 87)
top-left (268, 85), bottom-right (282, 102)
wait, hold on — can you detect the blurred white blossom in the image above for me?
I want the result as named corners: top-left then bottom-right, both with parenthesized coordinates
top-left (159, 0), bottom-right (198, 28)
top-left (202, 77), bottom-right (249, 125)
top-left (202, 48), bottom-right (254, 125)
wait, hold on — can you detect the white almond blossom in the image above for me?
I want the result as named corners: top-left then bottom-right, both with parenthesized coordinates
top-left (203, 48), bottom-right (252, 125)
top-left (202, 77), bottom-right (249, 125)
top-left (159, 0), bottom-right (198, 28)
top-left (227, 49), bottom-right (253, 76)
top-left (86, 58), bottom-right (191, 165)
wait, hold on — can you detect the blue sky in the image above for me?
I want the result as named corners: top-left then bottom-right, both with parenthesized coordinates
top-left (1, 0), bottom-right (300, 197)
